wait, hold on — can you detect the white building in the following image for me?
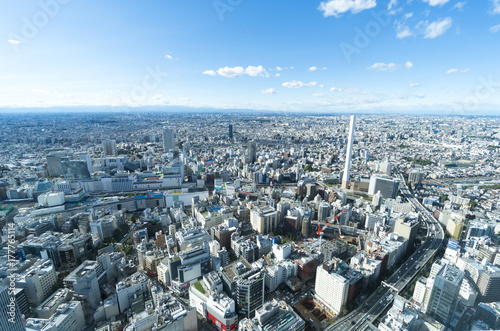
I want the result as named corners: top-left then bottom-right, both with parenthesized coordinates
top-left (26, 301), bottom-right (85, 331)
top-left (116, 272), bottom-right (149, 313)
top-left (314, 267), bottom-right (349, 314)
top-left (265, 260), bottom-right (297, 291)
top-left (15, 259), bottom-right (57, 306)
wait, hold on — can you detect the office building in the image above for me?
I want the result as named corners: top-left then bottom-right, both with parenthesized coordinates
top-left (426, 264), bottom-right (464, 324)
top-left (102, 139), bottom-right (118, 156)
top-left (169, 242), bottom-right (211, 293)
top-left (248, 141), bottom-right (257, 163)
top-left (368, 175), bottom-right (400, 199)
top-left (314, 266), bottom-right (349, 314)
top-left (26, 301), bottom-right (85, 331)
top-left (63, 260), bottom-right (105, 309)
top-left (477, 265), bottom-right (500, 302)
top-left (342, 115), bottom-right (355, 189)
top-left (250, 206), bottom-right (278, 235)
top-left (409, 170), bottom-right (424, 185)
top-left (236, 269), bottom-right (265, 316)
top-left (228, 124), bottom-right (233, 140)
top-left (15, 259), bottom-right (57, 306)
top-left (115, 271), bottom-right (148, 313)
top-left (0, 285), bottom-right (25, 331)
top-left (62, 160), bottom-right (90, 180)
top-left (394, 216), bottom-right (420, 251)
top-left (162, 127), bottom-right (175, 152)
top-left (36, 288), bottom-right (72, 319)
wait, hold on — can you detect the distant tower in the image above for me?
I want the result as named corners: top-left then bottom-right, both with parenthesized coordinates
top-left (228, 124), bottom-right (233, 140)
top-left (102, 139), bottom-right (117, 156)
top-left (342, 115), bottom-right (355, 189)
top-left (162, 127), bottom-right (174, 152)
top-left (248, 141), bottom-right (257, 163)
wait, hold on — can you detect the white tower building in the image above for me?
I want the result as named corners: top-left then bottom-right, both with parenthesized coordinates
top-left (342, 115), bottom-right (355, 189)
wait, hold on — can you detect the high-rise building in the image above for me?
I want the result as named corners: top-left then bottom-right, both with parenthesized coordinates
top-left (76, 152), bottom-right (93, 174)
top-left (394, 216), bottom-right (420, 252)
top-left (314, 266), bottom-right (349, 314)
top-left (62, 160), bottom-right (91, 180)
top-left (228, 124), bottom-right (233, 140)
top-left (248, 141), bottom-right (257, 163)
top-left (14, 259), bottom-right (57, 306)
top-left (0, 285), bottom-right (25, 331)
top-left (409, 170), bottom-right (424, 185)
top-left (63, 260), bottom-right (105, 309)
top-left (426, 264), bottom-right (464, 324)
top-left (102, 139), bottom-right (117, 156)
top-left (46, 150), bottom-right (73, 177)
top-left (368, 175), bottom-right (400, 199)
top-left (477, 265), bottom-right (500, 302)
top-left (236, 269), bottom-right (265, 316)
top-left (162, 127), bottom-right (174, 152)
top-left (250, 206), bottom-right (278, 235)
top-left (342, 115), bottom-right (355, 189)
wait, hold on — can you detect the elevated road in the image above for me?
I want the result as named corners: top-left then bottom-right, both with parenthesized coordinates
top-left (326, 171), bottom-right (444, 331)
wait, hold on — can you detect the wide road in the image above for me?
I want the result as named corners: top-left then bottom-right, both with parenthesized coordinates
top-left (326, 172), bottom-right (444, 331)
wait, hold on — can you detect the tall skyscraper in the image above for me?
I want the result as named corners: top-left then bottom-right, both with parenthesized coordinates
top-left (248, 141), bottom-right (257, 163)
top-left (427, 264), bottom-right (464, 324)
top-left (162, 127), bottom-right (174, 152)
top-left (342, 115), bottom-right (355, 189)
top-left (0, 285), bottom-right (25, 331)
top-left (102, 139), bottom-right (117, 156)
top-left (228, 124), bottom-right (233, 140)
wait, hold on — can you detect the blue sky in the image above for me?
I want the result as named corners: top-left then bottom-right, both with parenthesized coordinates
top-left (1, 0), bottom-right (499, 114)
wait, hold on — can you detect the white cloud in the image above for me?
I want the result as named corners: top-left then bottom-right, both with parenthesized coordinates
top-left (282, 80), bottom-right (318, 88)
top-left (330, 87), bottom-right (344, 92)
top-left (260, 88), bottom-right (276, 95)
top-left (7, 39), bottom-right (20, 44)
top-left (368, 62), bottom-right (400, 72)
top-left (203, 70), bottom-right (217, 76)
top-left (452, 1), bottom-right (465, 10)
top-left (276, 66), bottom-right (283, 71)
top-left (446, 68), bottom-right (468, 74)
top-left (204, 66), bottom-right (269, 78)
top-left (405, 61), bottom-right (413, 69)
top-left (165, 54), bottom-right (174, 60)
top-left (490, 24), bottom-right (500, 32)
top-left (409, 82), bottom-right (420, 87)
top-left (396, 26), bottom-right (414, 38)
top-left (309, 66), bottom-right (318, 71)
top-left (388, 0), bottom-right (398, 10)
top-left (319, 84), bottom-right (325, 88)
top-left (217, 66), bottom-right (245, 78)
top-left (422, 0), bottom-right (450, 6)
top-left (245, 65), bottom-right (270, 77)
top-left (312, 93), bottom-right (326, 97)
top-left (318, 0), bottom-right (376, 17)
top-left (492, 0), bottom-right (500, 14)
top-left (424, 17), bottom-right (452, 38)
top-left (275, 73), bottom-right (281, 77)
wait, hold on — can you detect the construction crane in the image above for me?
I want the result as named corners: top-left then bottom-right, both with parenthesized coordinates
top-left (316, 208), bottom-right (348, 245)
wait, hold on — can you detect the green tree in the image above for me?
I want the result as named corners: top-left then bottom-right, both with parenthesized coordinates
top-left (129, 214), bottom-right (138, 223)
top-left (304, 164), bottom-right (313, 172)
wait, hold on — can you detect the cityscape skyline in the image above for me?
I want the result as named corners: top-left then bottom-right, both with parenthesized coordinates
top-left (1, 1), bottom-right (499, 114)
